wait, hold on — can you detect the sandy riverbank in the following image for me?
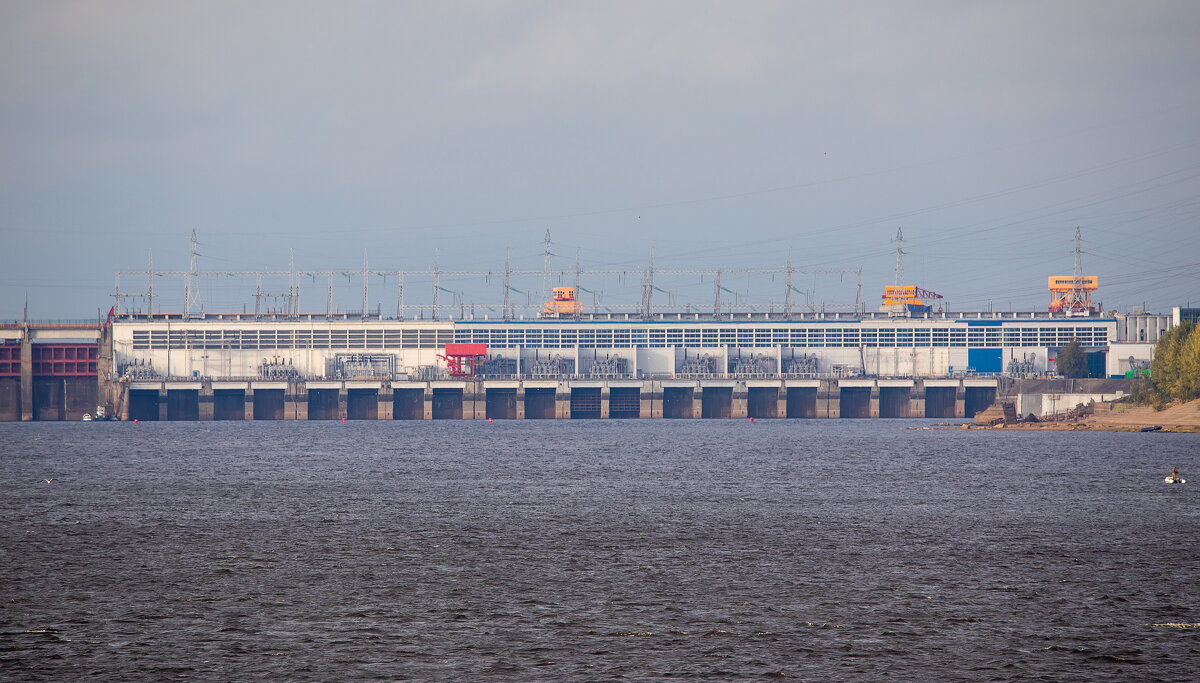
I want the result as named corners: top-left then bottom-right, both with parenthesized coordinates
top-left (970, 398), bottom-right (1200, 433)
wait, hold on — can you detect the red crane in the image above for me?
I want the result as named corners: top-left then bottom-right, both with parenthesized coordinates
top-left (437, 344), bottom-right (487, 377)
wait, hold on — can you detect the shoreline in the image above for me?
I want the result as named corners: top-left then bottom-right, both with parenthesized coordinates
top-left (967, 422), bottom-right (1200, 433)
top-left (964, 397), bottom-right (1200, 433)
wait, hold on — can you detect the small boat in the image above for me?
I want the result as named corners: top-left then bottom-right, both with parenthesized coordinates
top-left (82, 406), bottom-right (117, 422)
top-left (1164, 477), bottom-right (1186, 484)
top-left (1140, 425), bottom-right (1163, 432)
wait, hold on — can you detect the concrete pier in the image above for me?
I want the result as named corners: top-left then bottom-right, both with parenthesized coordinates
top-left (20, 335), bottom-right (33, 421)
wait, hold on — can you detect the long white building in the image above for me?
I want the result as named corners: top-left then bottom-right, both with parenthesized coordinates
top-left (112, 309), bottom-right (1167, 382)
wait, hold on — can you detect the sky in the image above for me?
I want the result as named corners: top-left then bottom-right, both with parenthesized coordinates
top-left (2, 1), bottom-right (1199, 319)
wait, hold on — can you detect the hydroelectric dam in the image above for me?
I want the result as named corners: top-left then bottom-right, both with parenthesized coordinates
top-left (0, 307), bottom-right (1176, 422)
top-left (3, 240), bottom-right (1184, 422)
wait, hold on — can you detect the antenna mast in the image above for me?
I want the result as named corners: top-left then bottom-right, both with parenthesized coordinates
top-left (893, 227), bottom-right (904, 287)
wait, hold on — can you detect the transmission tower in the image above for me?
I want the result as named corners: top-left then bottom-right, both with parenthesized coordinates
top-left (640, 250), bottom-right (655, 318)
top-left (1070, 226), bottom-right (1086, 311)
top-left (183, 230), bottom-right (200, 317)
top-left (146, 249), bottom-right (154, 315)
top-left (542, 230), bottom-right (553, 301)
top-left (431, 250), bottom-right (441, 320)
top-left (361, 249), bottom-right (369, 318)
top-left (503, 249), bottom-right (513, 321)
top-left (713, 269), bottom-right (723, 318)
top-left (573, 249), bottom-right (582, 320)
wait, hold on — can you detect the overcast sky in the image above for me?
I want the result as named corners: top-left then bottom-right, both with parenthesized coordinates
top-left (3, 1), bottom-right (1198, 318)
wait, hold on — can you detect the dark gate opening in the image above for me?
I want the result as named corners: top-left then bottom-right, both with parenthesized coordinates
top-left (307, 389), bottom-right (339, 420)
top-left (0, 377), bottom-right (20, 421)
top-left (486, 388), bottom-right (517, 419)
top-left (167, 390), bottom-right (199, 421)
top-left (393, 388), bottom-right (424, 420)
top-left (64, 377), bottom-right (97, 420)
top-left (924, 386), bottom-right (957, 418)
top-left (347, 389), bottom-right (378, 420)
top-left (878, 387), bottom-right (911, 418)
top-left (747, 387), bottom-right (777, 418)
top-left (128, 389), bottom-right (160, 421)
top-left (524, 388), bottom-right (556, 419)
top-left (663, 387), bottom-right (694, 418)
top-left (213, 389), bottom-right (245, 420)
top-left (839, 387), bottom-right (871, 418)
top-left (701, 386), bottom-right (733, 418)
top-left (253, 389), bottom-right (285, 420)
top-left (570, 388), bottom-right (601, 419)
top-left (32, 378), bottom-right (65, 421)
top-left (609, 387), bottom-right (640, 419)
top-left (786, 387), bottom-right (817, 418)
top-left (964, 387), bottom-right (997, 418)
top-left (432, 388), bottom-right (463, 420)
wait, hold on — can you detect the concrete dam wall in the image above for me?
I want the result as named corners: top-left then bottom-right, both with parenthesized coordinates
top-left (93, 378), bottom-right (1008, 421)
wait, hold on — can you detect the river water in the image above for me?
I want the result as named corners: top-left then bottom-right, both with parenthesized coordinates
top-left (2, 419), bottom-right (1198, 681)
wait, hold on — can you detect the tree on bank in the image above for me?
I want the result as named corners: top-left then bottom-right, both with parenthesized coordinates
top-left (1055, 339), bottom-right (1088, 378)
top-left (1151, 321), bottom-right (1200, 402)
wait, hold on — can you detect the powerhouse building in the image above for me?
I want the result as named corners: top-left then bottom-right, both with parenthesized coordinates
top-left (113, 310), bottom-right (1165, 380)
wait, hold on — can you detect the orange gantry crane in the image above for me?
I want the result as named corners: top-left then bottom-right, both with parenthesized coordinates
top-left (1047, 276), bottom-right (1099, 314)
top-left (541, 286), bottom-right (583, 317)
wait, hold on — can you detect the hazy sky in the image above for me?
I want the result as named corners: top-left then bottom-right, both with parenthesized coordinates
top-left (3, 1), bottom-right (1199, 318)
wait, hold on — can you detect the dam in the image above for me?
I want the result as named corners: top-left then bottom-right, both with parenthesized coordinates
top-left (1, 307), bottom-right (1177, 422)
top-left (3, 243), bottom-right (1184, 422)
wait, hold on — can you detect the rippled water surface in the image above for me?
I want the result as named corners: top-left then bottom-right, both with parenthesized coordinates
top-left (3, 420), bottom-right (1199, 681)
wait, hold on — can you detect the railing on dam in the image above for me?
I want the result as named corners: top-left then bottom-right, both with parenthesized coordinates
top-left (115, 371), bottom-right (1019, 384)
top-left (0, 320), bottom-right (103, 328)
